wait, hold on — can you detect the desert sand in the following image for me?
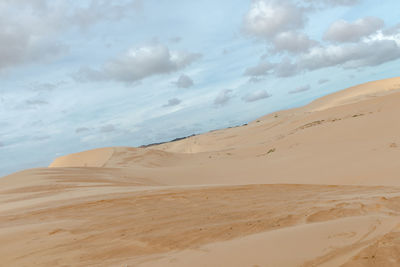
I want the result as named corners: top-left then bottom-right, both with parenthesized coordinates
top-left (1, 77), bottom-right (400, 266)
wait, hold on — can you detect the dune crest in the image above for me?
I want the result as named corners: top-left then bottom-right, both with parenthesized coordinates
top-left (49, 147), bottom-right (115, 168)
top-left (306, 77), bottom-right (400, 112)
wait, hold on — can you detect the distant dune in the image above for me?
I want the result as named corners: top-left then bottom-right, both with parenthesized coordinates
top-left (49, 147), bottom-right (115, 168)
top-left (2, 77), bottom-right (400, 266)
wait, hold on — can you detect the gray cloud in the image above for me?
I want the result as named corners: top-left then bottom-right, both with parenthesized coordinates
top-left (0, 17), bottom-right (67, 71)
top-left (324, 17), bottom-right (384, 43)
top-left (214, 89), bottom-right (234, 106)
top-left (25, 99), bottom-right (48, 106)
top-left (163, 98), bottom-right (182, 108)
top-left (70, 0), bottom-right (143, 29)
top-left (75, 44), bottom-right (201, 83)
top-left (289, 85), bottom-right (310, 94)
top-left (29, 81), bottom-right (65, 91)
top-left (383, 23), bottom-right (400, 36)
top-left (0, 0), bottom-right (144, 71)
top-left (174, 74), bottom-right (194, 88)
top-left (272, 31), bottom-right (318, 54)
top-left (75, 127), bottom-right (90, 134)
top-left (244, 61), bottom-right (274, 77)
top-left (318, 78), bottom-right (330, 84)
top-left (32, 135), bottom-right (51, 141)
top-left (242, 90), bottom-right (271, 102)
top-left (274, 58), bottom-right (299, 77)
top-left (100, 124), bottom-right (116, 133)
top-left (248, 77), bottom-right (265, 83)
top-left (170, 37), bottom-right (182, 43)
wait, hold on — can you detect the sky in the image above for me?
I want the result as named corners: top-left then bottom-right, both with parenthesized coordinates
top-left (1, 0), bottom-right (400, 176)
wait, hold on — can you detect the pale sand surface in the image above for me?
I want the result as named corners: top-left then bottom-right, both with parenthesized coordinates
top-left (1, 77), bottom-right (400, 266)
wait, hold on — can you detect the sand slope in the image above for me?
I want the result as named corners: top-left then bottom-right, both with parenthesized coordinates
top-left (2, 77), bottom-right (400, 266)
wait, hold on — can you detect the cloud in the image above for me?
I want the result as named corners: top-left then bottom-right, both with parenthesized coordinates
top-left (383, 23), bottom-right (400, 36)
top-left (244, 61), bottom-right (274, 77)
top-left (371, 27), bottom-right (400, 46)
top-left (32, 135), bottom-right (51, 141)
top-left (170, 37), bottom-right (182, 43)
top-left (242, 0), bottom-right (317, 55)
top-left (163, 98), bottom-right (182, 108)
top-left (214, 89), bottom-right (234, 106)
top-left (75, 127), bottom-right (90, 134)
top-left (272, 31), bottom-right (317, 54)
top-left (274, 57), bottom-right (299, 77)
top-left (246, 38), bottom-right (400, 79)
top-left (69, 0), bottom-right (143, 29)
top-left (75, 44), bottom-right (201, 83)
top-left (305, 0), bottom-right (360, 6)
top-left (298, 39), bottom-right (400, 70)
top-left (0, 0), bottom-right (144, 71)
top-left (242, 90), bottom-right (271, 102)
top-left (25, 99), bottom-right (48, 106)
top-left (248, 77), bottom-right (265, 83)
top-left (29, 81), bottom-right (65, 91)
top-left (289, 85), bottom-right (310, 94)
top-left (0, 17), bottom-right (67, 71)
top-left (244, 58), bottom-right (299, 78)
top-left (174, 74), bottom-right (194, 88)
top-left (318, 78), bottom-right (330, 84)
top-left (324, 17), bottom-right (384, 43)
top-left (100, 124), bottom-right (116, 133)
top-left (243, 0), bottom-right (306, 39)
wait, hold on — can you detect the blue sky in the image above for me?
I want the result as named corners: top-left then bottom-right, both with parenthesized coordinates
top-left (1, 0), bottom-right (399, 176)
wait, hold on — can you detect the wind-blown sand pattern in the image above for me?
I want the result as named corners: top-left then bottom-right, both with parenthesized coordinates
top-left (1, 77), bottom-right (400, 266)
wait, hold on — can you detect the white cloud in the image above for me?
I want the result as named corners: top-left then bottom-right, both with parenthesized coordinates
top-left (370, 28), bottom-right (400, 46)
top-left (245, 36), bottom-right (400, 78)
top-left (298, 39), bottom-right (400, 70)
top-left (305, 0), bottom-right (360, 7)
top-left (75, 44), bottom-right (202, 83)
top-left (242, 89), bottom-right (271, 102)
top-left (242, 0), bottom-right (317, 55)
top-left (243, 0), bottom-right (306, 39)
top-left (214, 89), bottom-right (234, 106)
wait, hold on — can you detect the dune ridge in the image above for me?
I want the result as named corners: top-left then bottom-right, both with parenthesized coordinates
top-left (49, 147), bottom-right (115, 168)
top-left (2, 77), bottom-right (400, 266)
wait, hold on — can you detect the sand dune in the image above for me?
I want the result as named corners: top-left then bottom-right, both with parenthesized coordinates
top-left (49, 147), bottom-right (115, 168)
top-left (2, 77), bottom-right (400, 266)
